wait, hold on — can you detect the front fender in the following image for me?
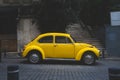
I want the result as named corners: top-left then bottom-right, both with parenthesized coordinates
top-left (75, 47), bottom-right (100, 61)
top-left (22, 45), bottom-right (45, 59)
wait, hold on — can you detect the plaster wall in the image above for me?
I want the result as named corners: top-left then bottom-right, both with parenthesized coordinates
top-left (17, 18), bottom-right (40, 52)
top-left (0, 0), bottom-right (3, 4)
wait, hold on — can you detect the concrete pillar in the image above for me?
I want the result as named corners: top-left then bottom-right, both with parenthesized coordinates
top-left (0, 0), bottom-right (3, 4)
top-left (17, 18), bottom-right (40, 52)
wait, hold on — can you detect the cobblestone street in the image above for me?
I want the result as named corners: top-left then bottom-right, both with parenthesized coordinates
top-left (0, 58), bottom-right (120, 80)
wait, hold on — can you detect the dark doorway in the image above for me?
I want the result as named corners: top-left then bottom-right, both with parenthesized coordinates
top-left (0, 7), bottom-right (18, 52)
top-left (106, 26), bottom-right (120, 57)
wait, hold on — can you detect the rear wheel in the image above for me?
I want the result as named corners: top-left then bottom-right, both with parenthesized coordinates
top-left (28, 51), bottom-right (42, 64)
top-left (82, 52), bottom-right (96, 65)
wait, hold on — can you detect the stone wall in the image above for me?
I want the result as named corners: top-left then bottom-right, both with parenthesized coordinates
top-left (17, 18), bottom-right (40, 52)
top-left (66, 23), bottom-right (104, 49)
top-left (66, 23), bottom-right (91, 42)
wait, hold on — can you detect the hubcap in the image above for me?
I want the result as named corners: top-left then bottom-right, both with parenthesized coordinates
top-left (84, 54), bottom-right (94, 64)
top-left (29, 53), bottom-right (39, 63)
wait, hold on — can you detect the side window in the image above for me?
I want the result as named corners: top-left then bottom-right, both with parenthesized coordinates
top-left (38, 36), bottom-right (53, 43)
top-left (55, 36), bottom-right (72, 43)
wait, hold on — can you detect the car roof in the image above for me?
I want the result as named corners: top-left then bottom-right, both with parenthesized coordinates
top-left (40, 33), bottom-right (70, 36)
top-left (34, 33), bottom-right (73, 42)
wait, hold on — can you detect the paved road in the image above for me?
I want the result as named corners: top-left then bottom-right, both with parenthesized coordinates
top-left (0, 58), bottom-right (120, 80)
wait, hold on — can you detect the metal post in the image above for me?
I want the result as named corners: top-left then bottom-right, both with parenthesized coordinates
top-left (109, 68), bottom-right (120, 80)
top-left (102, 49), bottom-right (105, 58)
top-left (7, 65), bottom-right (19, 80)
top-left (0, 49), bottom-right (1, 62)
top-left (0, 40), bottom-right (1, 62)
top-left (4, 49), bottom-right (7, 58)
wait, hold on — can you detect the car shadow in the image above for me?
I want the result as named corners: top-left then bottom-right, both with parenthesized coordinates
top-left (20, 59), bottom-right (102, 66)
top-left (21, 60), bottom-right (81, 65)
top-left (42, 60), bottom-right (82, 65)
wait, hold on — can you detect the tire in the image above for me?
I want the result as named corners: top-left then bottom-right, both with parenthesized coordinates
top-left (28, 51), bottom-right (42, 64)
top-left (82, 52), bottom-right (96, 65)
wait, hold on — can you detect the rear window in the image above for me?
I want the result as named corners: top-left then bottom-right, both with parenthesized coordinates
top-left (38, 36), bottom-right (53, 43)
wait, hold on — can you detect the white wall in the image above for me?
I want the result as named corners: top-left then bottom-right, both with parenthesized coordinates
top-left (17, 18), bottom-right (40, 52)
top-left (111, 11), bottom-right (120, 26)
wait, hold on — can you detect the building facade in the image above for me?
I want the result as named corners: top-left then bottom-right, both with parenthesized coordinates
top-left (0, 0), bottom-right (40, 52)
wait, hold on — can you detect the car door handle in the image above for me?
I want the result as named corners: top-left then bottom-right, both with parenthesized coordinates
top-left (54, 45), bottom-right (57, 47)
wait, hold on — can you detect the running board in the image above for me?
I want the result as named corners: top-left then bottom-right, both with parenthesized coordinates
top-left (45, 58), bottom-right (76, 61)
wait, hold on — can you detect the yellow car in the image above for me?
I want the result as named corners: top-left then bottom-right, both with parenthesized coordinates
top-left (22, 33), bottom-right (100, 65)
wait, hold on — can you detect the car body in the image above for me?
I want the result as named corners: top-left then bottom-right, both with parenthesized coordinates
top-left (22, 33), bottom-right (100, 65)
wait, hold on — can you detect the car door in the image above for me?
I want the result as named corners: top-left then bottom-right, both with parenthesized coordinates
top-left (54, 36), bottom-right (75, 58)
top-left (38, 35), bottom-right (54, 58)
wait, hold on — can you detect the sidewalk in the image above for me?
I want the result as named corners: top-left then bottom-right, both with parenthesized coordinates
top-left (104, 57), bottom-right (120, 61)
top-left (0, 55), bottom-right (120, 80)
top-left (1, 52), bottom-right (22, 59)
top-left (0, 52), bottom-right (120, 80)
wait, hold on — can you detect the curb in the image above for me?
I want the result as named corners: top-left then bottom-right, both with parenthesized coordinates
top-left (104, 57), bottom-right (120, 61)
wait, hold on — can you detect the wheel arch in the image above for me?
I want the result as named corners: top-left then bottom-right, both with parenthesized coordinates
top-left (26, 50), bottom-right (42, 58)
top-left (81, 51), bottom-right (97, 60)
top-left (22, 46), bottom-right (45, 59)
top-left (75, 48), bottom-right (99, 61)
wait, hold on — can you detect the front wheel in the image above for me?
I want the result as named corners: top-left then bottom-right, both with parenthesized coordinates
top-left (28, 51), bottom-right (41, 64)
top-left (82, 52), bottom-right (96, 65)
